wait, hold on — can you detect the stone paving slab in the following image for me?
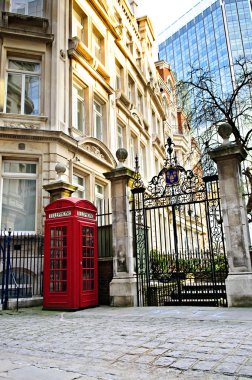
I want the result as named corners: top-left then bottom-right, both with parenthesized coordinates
top-left (0, 306), bottom-right (252, 379)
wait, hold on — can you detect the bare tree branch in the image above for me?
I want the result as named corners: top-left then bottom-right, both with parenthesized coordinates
top-left (177, 57), bottom-right (252, 151)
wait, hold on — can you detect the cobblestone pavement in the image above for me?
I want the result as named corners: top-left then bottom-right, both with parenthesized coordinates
top-left (1, 306), bottom-right (252, 379)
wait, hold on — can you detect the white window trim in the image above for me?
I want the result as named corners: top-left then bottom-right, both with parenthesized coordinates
top-left (72, 9), bottom-right (84, 40)
top-left (93, 99), bottom-right (103, 140)
top-left (92, 27), bottom-right (104, 63)
top-left (137, 90), bottom-right (144, 114)
top-left (72, 173), bottom-right (86, 198)
top-left (5, 58), bottom-right (41, 115)
top-left (117, 123), bottom-right (124, 149)
top-left (10, 0), bottom-right (43, 17)
top-left (139, 143), bottom-right (146, 178)
top-left (129, 135), bottom-right (136, 169)
top-left (95, 183), bottom-right (105, 217)
top-left (128, 76), bottom-right (135, 102)
top-left (115, 63), bottom-right (122, 91)
top-left (1, 160), bottom-right (38, 233)
top-left (72, 82), bottom-right (85, 133)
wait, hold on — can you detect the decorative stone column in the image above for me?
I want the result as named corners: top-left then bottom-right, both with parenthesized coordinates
top-left (104, 149), bottom-right (137, 306)
top-left (43, 163), bottom-right (77, 202)
top-left (209, 123), bottom-right (252, 306)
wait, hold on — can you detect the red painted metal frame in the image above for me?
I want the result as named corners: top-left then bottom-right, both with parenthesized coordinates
top-left (43, 197), bottom-right (98, 310)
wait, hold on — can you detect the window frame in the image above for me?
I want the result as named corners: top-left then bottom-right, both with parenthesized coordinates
top-left (72, 3), bottom-right (88, 46)
top-left (92, 26), bottom-right (105, 64)
top-left (129, 134), bottom-right (136, 169)
top-left (72, 173), bottom-right (86, 199)
top-left (139, 143), bottom-right (147, 178)
top-left (137, 90), bottom-right (144, 115)
top-left (115, 63), bottom-right (122, 91)
top-left (72, 8), bottom-right (84, 41)
top-left (128, 75), bottom-right (135, 103)
top-left (117, 123), bottom-right (125, 149)
top-left (93, 98), bottom-right (104, 141)
top-left (72, 81), bottom-right (85, 134)
top-left (10, 0), bottom-right (44, 17)
top-left (95, 183), bottom-right (105, 215)
top-left (126, 31), bottom-right (133, 54)
top-left (1, 160), bottom-right (38, 233)
top-left (5, 57), bottom-right (41, 116)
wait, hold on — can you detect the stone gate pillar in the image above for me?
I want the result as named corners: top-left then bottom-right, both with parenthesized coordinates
top-left (104, 149), bottom-right (137, 306)
top-left (209, 123), bottom-right (252, 306)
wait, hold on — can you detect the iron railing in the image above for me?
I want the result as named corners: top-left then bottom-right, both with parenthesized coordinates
top-left (97, 200), bottom-right (113, 305)
top-left (0, 231), bottom-right (44, 309)
top-left (97, 200), bottom-right (112, 258)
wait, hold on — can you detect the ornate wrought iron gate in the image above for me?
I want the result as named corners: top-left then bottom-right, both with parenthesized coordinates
top-left (132, 138), bottom-right (228, 307)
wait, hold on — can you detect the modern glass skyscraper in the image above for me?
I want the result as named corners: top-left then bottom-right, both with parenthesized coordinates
top-left (159, 0), bottom-right (252, 242)
top-left (158, 0), bottom-right (252, 89)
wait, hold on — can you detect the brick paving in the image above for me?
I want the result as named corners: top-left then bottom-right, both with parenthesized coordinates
top-left (0, 306), bottom-right (252, 379)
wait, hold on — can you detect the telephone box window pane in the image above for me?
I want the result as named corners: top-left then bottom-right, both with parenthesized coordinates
top-left (81, 226), bottom-right (95, 291)
top-left (85, 248), bottom-right (93, 257)
top-left (49, 226), bottom-right (67, 292)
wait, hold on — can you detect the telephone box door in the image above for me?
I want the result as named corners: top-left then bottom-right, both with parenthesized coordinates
top-left (79, 222), bottom-right (98, 307)
top-left (44, 222), bottom-right (71, 308)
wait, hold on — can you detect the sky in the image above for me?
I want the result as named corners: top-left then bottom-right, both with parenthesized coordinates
top-left (137, 0), bottom-right (201, 37)
top-left (136, 0), bottom-right (201, 59)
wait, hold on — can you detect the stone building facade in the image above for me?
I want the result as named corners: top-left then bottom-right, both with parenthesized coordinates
top-left (0, 0), bottom-right (192, 234)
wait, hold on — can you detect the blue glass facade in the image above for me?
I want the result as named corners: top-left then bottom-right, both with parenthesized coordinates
top-left (158, 0), bottom-right (252, 88)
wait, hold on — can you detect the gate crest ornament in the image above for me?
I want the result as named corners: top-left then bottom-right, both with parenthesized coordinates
top-left (140, 137), bottom-right (205, 203)
top-left (165, 167), bottom-right (179, 185)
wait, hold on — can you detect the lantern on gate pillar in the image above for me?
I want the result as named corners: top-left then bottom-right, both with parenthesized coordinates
top-left (43, 197), bottom-right (98, 310)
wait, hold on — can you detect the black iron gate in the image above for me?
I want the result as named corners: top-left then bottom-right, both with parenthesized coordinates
top-left (132, 138), bottom-right (228, 307)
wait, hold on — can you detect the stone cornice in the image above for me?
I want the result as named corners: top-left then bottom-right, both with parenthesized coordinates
top-left (88, 0), bottom-right (121, 39)
top-left (0, 27), bottom-right (54, 43)
top-left (118, 0), bottom-right (140, 39)
top-left (209, 143), bottom-right (247, 163)
top-left (77, 136), bottom-right (117, 167)
top-left (0, 127), bottom-right (116, 169)
top-left (69, 37), bottom-right (110, 81)
top-left (0, 127), bottom-right (74, 145)
top-left (104, 166), bottom-right (135, 182)
top-left (0, 11), bottom-right (53, 43)
top-left (68, 46), bottom-right (113, 95)
top-left (137, 16), bottom-right (155, 42)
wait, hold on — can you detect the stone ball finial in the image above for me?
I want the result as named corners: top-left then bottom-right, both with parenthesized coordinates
top-left (218, 123), bottom-right (233, 145)
top-left (55, 162), bottom-right (66, 180)
top-left (116, 148), bottom-right (128, 168)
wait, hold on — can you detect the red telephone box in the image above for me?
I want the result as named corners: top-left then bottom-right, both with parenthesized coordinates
top-left (43, 197), bottom-right (98, 310)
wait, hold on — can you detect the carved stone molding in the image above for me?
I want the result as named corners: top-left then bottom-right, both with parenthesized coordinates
top-left (130, 107), bottom-right (144, 127)
top-left (3, 121), bottom-right (40, 129)
top-left (82, 144), bottom-right (105, 160)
